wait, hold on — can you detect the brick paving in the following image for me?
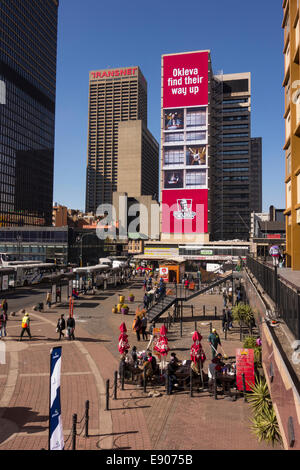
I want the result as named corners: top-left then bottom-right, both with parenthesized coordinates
top-left (0, 276), bottom-right (281, 450)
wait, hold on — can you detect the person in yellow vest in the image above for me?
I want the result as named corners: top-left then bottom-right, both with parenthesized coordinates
top-left (19, 311), bottom-right (32, 341)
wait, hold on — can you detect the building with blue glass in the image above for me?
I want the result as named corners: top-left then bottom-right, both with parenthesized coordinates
top-left (0, 0), bottom-right (59, 226)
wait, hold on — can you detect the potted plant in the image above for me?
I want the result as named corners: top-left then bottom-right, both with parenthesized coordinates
top-left (128, 293), bottom-right (135, 302)
top-left (121, 304), bottom-right (129, 315)
top-left (248, 376), bottom-right (282, 447)
top-left (112, 305), bottom-right (118, 314)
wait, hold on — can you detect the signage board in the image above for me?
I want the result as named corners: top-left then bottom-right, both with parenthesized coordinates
top-left (235, 348), bottom-right (255, 392)
top-left (163, 51), bottom-right (209, 108)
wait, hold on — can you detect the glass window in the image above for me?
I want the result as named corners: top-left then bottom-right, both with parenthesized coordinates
top-left (186, 108), bottom-right (206, 127)
top-left (164, 148), bottom-right (184, 165)
top-left (186, 170), bottom-right (206, 187)
top-left (186, 131), bottom-right (206, 141)
top-left (164, 133), bottom-right (184, 143)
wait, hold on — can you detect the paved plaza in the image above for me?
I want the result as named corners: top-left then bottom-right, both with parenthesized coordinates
top-left (0, 277), bottom-right (280, 450)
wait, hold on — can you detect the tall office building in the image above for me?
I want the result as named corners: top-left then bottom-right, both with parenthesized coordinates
top-left (0, 0), bottom-right (59, 226)
top-left (282, 0), bottom-right (300, 270)
top-left (159, 53), bottom-right (262, 243)
top-left (85, 66), bottom-right (158, 213)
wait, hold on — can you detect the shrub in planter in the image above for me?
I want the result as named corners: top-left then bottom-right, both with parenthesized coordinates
top-left (128, 294), bottom-right (135, 302)
top-left (232, 303), bottom-right (255, 329)
top-left (248, 376), bottom-right (282, 447)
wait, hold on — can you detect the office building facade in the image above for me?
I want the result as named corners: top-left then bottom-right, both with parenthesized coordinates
top-left (217, 73), bottom-right (262, 241)
top-left (86, 66), bottom-right (159, 212)
top-left (282, 0), bottom-right (300, 270)
top-left (0, 0), bottom-right (59, 227)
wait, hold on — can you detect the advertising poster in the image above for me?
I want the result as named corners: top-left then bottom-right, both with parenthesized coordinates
top-left (159, 267), bottom-right (169, 281)
top-left (161, 189), bottom-right (208, 234)
top-left (164, 109), bottom-right (184, 130)
top-left (2, 275), bottom-right (8, 291)
top-left (186, 146), bottom-right (206, 166)
top-left (164, 170), bottom-right (184, 189)
top-left (163, 51), bottom-right (209, 109)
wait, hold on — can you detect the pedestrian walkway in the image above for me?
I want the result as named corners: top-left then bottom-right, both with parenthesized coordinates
top-left (0, 278), bottom-right (280, 450)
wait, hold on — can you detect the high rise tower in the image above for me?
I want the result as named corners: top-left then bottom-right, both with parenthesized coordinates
top-left (86, 66), bottom-right (158, 213)
top-left (0, 0), bottom-right (59, 226)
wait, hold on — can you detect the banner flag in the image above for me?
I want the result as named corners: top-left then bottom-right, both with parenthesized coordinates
top-left (49, 346), bottom-right (64, 450)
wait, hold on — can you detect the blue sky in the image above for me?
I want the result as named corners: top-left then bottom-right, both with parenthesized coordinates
top-left (54, 0), bottom-right (285, 212)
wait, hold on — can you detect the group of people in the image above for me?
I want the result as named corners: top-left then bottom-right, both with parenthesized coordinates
top-left (132, 312), bottom-right (148, 341)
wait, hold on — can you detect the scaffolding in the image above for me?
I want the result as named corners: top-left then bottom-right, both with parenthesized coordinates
top-left (210, 70), bottom-right (224, 240)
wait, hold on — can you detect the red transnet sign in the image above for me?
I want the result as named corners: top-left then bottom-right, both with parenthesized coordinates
top-left (161, 189), bottom-right (208, 234)
top-left (163, 51), bottom-right (209, 108)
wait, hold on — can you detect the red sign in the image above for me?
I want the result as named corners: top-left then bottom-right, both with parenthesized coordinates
top-left (235, 348), bottom-right (255, 392)
top-left (161, 189), bottom-right (208, 234)
top-left (163, 51), bottom-right (209, 108)
top-left (91, 68), bottom-right (138, 79)
top-left (266, 234), bottom-right (282, 239)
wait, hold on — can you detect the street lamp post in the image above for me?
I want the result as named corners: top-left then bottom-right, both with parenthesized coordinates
top-left (76, 233), bottom-right (94, 267)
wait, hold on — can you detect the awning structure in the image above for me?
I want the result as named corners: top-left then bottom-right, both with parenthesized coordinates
top-left (132, 254), bottom-right (186, 263)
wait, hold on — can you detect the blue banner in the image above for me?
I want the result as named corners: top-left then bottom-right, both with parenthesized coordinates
top-left (49, 346), bottom-right (64, 450)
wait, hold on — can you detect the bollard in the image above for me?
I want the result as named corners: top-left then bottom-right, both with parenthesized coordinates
top-left (114, 371), bottom-right (118, 400)
top-left (72, 413), bottom-right (77, 450)
top-left (210, 322), bottom-right (212, 333)
top-left (214, 306), bottom-right (217, 319)
top-left (166, 370), bottom-right (170, 395)
top-left (214, 378), bottom-right (217, 400)
top-left (85, 400), bottom-right (89, 438)
top-left (190, 367), bottom-right (193, 397)
top-left (240, 322), bottom-right (242, 342)
top-left (143, 368), bottom-right (147, 393)
top-left (121, 366), bottom-right (125, 391)
top-left (242, 373), bottom-right (247, 402)
top-left (203, 305), bottom-right (206, 317)
top-left (194, 321), bottom-right (197, 331)
top-left (105, 379), bottom-right (110, 411)
top-left (225, 323), bottom-right (227, 341)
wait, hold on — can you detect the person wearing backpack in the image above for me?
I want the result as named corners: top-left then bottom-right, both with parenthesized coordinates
top-left (19, 312), bottom-right (32, 341)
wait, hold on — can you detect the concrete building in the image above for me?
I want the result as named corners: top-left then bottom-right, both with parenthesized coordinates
top-left (52, 204), bottom-right (68, 227)
top-left (85, 66), bottom-right (158, 212)
top-left (0, 0), bottom-right (59, 227)
top-left (249, 206), bottom-right (286, 258)
top-left (117, 120), bottom-right (159, 198)
top-left (282, 0), bottom-right (300, 270)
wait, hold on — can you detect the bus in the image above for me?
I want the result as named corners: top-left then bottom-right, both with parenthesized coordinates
top-left (10, 263), bottom-right (57, 287)
top-left (0, 253), bottom-right (44, 267)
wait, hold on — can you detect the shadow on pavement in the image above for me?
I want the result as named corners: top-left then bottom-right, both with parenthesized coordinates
top-left (0, 407), bottom-right (48, 443)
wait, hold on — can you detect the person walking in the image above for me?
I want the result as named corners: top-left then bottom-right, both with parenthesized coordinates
top-left (221, 309), bottom-right (228, 332)
top-left (0, 310), bottom-right (7, 338)
top-left (147, 323), bottom-right (154, 350)
top-left (167, 353), bottom-right (180, 394)
top-left (133, 314), bottom-right (142, 342)
top-left (46, 292), bottom-right (52, 309)
top-left (67, 314), bottom-right (75, 340)
top-left (56, 314), bottom-right (65, 340)
top-left (141, 313), bottom-right (148, 341)
top-left (2, 299), bottom-right (8, 316)
top-left (208, 328), bottom-right (221, 359)
top-left (19, 312), bottom-right (32, 341)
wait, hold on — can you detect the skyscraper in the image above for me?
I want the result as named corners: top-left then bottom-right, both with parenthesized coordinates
top-left (85, 66), bottom-right (158, 213)
top-left (0, 0), bottom-right (59, 226)
top-left (159, 52), bottom-right (262, 243)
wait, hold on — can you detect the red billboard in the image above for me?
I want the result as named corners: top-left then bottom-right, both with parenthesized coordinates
top-left (161, 189), bottom-right (208, 234)
top-left (235, 348), bottom-right (255, 392)
top-left (163, 51), bottom-right (209, 109)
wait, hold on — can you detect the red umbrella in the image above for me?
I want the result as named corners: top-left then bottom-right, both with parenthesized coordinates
top-left (118, 322), bottom-right (130, 355)
top-left (190, 331), bottom-right (206, 364)
top-left (154, 324), bottom-right (170, 356)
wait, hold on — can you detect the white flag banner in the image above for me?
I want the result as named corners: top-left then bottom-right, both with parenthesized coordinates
top-left (49, 347), bottom-right (64, 450)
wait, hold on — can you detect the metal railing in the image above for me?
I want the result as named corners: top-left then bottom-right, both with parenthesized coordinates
top-left (246, 255), bottom-right (300, 340)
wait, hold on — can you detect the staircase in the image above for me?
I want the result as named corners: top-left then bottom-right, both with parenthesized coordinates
top-left (146, 272), bottom-right (234, 324)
